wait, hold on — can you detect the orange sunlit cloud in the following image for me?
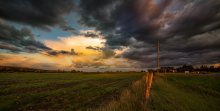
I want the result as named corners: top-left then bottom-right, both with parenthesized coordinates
top-left (0, 30), bottom-right (138, 71)
top-left (44, 30), bottom-right (105, 56)
top-left (44, 30), bottom-right (137, 71)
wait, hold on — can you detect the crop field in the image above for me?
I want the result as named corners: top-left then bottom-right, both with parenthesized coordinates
top-left (0, 72), bottom-right (145, 111)
top-left (1, 72), bottom-right (220, 111)
top-left (148, 74), bottom-right (220, 111)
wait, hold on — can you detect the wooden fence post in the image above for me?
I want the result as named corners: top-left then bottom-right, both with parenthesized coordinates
top-left (145, 71), bottom-right (154, 101)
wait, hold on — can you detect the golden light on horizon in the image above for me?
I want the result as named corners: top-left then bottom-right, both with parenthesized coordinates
top-left (44, 34), bottom-right (105, 56)
top-left (0, 30), bottom-right (134, 71)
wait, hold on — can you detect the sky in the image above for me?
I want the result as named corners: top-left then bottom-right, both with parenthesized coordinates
top-left (0, 0), bottom-right (220, 71)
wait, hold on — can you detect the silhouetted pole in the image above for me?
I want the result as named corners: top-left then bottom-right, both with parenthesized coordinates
top-left (157, 40), bottom-right (160, 74)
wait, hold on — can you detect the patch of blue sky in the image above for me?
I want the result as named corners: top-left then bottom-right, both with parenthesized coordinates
top-left (5, 21), bottom-right (70, 41)
top-left (6, 12), bottom-right (95, 42)
top-left (33, 12), bottom-right (95, 41)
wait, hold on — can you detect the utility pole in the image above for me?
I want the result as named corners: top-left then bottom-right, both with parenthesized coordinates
top-left (157, 40), bottom-right (160, 74)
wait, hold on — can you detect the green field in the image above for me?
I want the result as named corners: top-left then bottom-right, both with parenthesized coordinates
top-left (2, 72), bottom-right (220, 111)
top-left (0, 72), bottom-right (144, 111)
top-left (148, 74), bottom-right (220, 111)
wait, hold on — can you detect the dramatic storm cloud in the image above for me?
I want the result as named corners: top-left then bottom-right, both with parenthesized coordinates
top-left (0, 0), bottom-right (75, 31)
top-left (46, 49), bottom-right (78, 56)
top-left (78, 0), bottom-right (220, 67)
top-left (0, 20), bottom-right (77, 56)
top-left (0, 0), bottom-right (220, 70)
top-left (0, 20), bottom-right (51, 52)
top-left (0, 0), bottom-right (77, 56)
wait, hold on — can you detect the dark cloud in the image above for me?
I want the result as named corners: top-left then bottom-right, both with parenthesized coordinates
top-left (46, 49), bottom-right (78, 56)
top-left (0, 0), bottom-right (75, 31)
top-left (78, 0), bottom-right (220, 67)
top-left (0, 43), bottom-right (21, 52)
top-left (79, 30), bottom-right (102, 38)
top-left (86, 46), bottom-right (115, 59)
top-left (1, 0), bottom-right (220, 68)
top-left (122, 30), bottom-right (220, 67)
top-left (102, 48), bottom-right (115, 59)
top-left (0, 21), bottom-right (78, 56)
top-left (86, 46), bottom-right (102, 51)
top-left (165, 0), bottom-right (220, 38)
top-left (83, 32), bottom-right (100, 38)
top-left (0, 21), bottom-right (51, 52)
top-left (0, 0), bottom-right (79, 55)
top-left (59, 24), bottom-right (78, 34)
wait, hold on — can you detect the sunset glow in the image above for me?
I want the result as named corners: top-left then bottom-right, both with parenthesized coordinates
top-left (0, 0), bottom-right (220, 71)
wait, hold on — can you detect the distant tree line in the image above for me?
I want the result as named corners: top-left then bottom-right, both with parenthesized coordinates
top-left (0, 66), bottom-right (82, 73)
top-left (159, 64), bottom-right (220, 73)
top-left (1, 65), bottom-right (220, 73)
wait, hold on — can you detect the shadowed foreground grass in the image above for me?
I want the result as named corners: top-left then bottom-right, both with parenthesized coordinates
top-left (0, 72), bottom-right (144, 111)
top-left (94, 76), bottom-right (146, 111)
top-left (148, 74), bottom-right (220, 111)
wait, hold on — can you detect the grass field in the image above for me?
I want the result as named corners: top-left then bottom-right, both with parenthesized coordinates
top-left (0, 72), bottom-right (144, 111)
top-left (2, 72), bottom-right (220, 111)
top-left (148, 74), bottom-right (220, 111)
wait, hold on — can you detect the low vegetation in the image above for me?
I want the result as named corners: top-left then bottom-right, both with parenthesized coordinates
top-left (0, 72), bottom-right (144, 111)
top-left (148, 73), bottom-right (220, 111)
top-left (2, 72), bottom-right (220, 111)
top-left (95, 76), bottom-right (146, 111)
